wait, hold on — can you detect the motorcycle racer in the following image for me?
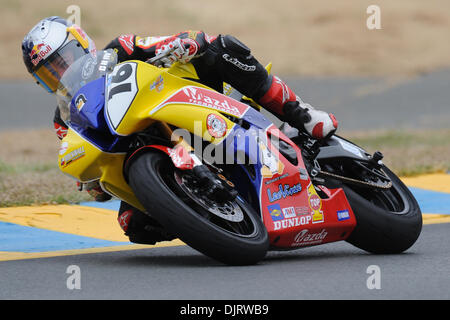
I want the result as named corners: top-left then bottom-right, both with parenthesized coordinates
top-left (22, 16), bottom-right (338, 245)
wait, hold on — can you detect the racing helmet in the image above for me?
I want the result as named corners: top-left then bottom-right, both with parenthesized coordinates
top-left (22, 16), bottom-right (96, 93)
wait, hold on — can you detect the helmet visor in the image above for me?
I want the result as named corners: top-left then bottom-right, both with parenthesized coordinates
top-left (32, 40), bottom-right (87, 93)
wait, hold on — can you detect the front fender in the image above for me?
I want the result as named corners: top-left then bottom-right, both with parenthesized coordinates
top-left (123, 144), bottom-right (197, 182)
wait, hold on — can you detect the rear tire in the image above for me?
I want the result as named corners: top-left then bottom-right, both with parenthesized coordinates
top-left (127, 151), bottom-right (269, 265)
top-left (342, 166), bottom-right (422, 254)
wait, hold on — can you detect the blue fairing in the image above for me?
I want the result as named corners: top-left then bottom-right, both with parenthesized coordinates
top-left (221, 107), bottom-right (274, 215)
top-left (70, 77), bottom-right (106, 130)
top-left (240, 106), bottom-right (273, 130)
top-left (69, 77), bottom-right (124, 152)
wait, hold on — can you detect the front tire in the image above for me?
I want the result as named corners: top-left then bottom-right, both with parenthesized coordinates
top-left (127, 151), bottom-right (269, 265)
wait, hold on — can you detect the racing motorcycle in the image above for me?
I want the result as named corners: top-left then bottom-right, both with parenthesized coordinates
top-left (56, 49), bottom-right (422, 265)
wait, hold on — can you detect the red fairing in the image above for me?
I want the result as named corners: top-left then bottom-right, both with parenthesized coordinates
top-left (258, 125), bottom-right (356, 249)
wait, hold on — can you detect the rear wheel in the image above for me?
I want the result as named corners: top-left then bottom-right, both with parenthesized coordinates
top-left (127, 151), bottom-right (269, 265)
top-left (321, 162), bottom-right (422, 254)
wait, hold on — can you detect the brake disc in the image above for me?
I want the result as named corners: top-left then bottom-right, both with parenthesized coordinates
top-left (174, 171), bottom-right (244, 222)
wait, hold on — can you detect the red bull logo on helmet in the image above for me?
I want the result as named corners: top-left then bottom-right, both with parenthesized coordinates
top-left (30, 43), bottom-right (53, 66)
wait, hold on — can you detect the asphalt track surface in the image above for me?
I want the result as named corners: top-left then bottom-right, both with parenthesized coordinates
top-left (2, 68), bottom-right (450, 132)
top-left (0, 223), bottom-right (449, 300)
top-left (1, 71), bottom-right (450, 301)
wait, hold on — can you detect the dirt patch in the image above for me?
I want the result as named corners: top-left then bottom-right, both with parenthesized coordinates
top-left (343, 129), bottom-right (450, 176)
top-left (0, 129), bottom-right (92, 206)
top-left (3, 0), bottom-right (450, 79)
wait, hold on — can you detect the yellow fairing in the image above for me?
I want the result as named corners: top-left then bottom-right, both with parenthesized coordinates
top-left (58, 129), bottom-right (145, 211)
top-left (59, 60), bottom-right (242, 212)
top-left (112, 61), bottom-right (235, 145)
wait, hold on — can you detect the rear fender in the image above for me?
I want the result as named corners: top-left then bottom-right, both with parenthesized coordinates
top-left (317, 135), bottom-right (372, 162)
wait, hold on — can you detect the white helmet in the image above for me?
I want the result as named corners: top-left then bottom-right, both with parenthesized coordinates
top-left (22, 16), bottom-right (96, 93)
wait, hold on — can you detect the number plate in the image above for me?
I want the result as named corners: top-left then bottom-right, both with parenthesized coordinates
top-left (105, 62), bottom-right (138, 130)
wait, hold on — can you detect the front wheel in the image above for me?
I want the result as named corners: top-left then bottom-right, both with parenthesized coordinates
top-left (127, 151), bottom-right (269, 265)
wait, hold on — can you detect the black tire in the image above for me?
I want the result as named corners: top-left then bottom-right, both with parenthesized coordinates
top-left (127, 151), bottom-right (269, 265)
top-left (341, 166), bottom-right (422, 254)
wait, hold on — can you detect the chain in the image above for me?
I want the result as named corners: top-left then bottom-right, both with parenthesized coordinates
top-left (317, 168), bottom-right (393, 190)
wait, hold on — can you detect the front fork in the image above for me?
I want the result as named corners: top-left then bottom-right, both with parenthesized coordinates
top-left (156, 122), bottom-right (237, 201)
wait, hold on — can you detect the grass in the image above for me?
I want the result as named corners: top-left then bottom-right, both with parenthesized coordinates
top-left (0, 128), bottom-right (448, 207)
top-left (343, 129), bottom-right (450, 176)
top-left (0, 129), bottom-right (93, 207)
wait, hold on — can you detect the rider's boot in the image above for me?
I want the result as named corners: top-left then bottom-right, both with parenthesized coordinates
top-left (117, 202), bottom-right (175, 245)
top-left (258, 75), bottom-right (338, 139)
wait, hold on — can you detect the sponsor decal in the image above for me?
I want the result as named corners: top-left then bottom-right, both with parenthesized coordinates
top-left (150, 75), bottom-right (164, 92)
top-left (59, 141), bottom-right (69, 155)
top-left (222, 53), bottom-right (256, 71)
top-left (299, 168), bottom-right (309, 180)
top-left (317, 185), bottom-right (332, 197)
top-left (264, 173), bottom-right (289, 185)
top-left (267, 183), bottom-right (302, 203)
top-left (268, 204), bottom-right (284, 222)
top-left (274, 215), bottom-right (312, 231)
top-left (29, 43), bottom-right (52, 66)
top-left (206, 114), bottom-right (227, 138)
top-left (292, 229), bottom-right (328, 247)
top-left (337, 209), bottom-right (350, 221)
top-left (272, 206), bottom-right (313, 231)
top-left (167, 145), bottom-right (194, 170)
top-left (282, 207), bottom-right (296, 218)
top-left (337, 137), bottom-right (364, 158)
top-left (296, 206), bottom-right (310, 215)
top-left (259, 141), bottom-right (284, 178)
top-left (98, 51), bottom-right (113, 72)
top-left (182, 87), bottom-right (243, 116)
top-left (81, 56), bottom-right (96, 79)
top-left (75, 94), bottom-right (87, 111)
top-left (307, 183), bottom-right (324, 223)
top-left (60, 146), bottom-right (85, 168)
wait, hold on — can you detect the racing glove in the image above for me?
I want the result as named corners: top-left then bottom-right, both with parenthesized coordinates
top-left (152, 37), bottom-right (199, 67)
